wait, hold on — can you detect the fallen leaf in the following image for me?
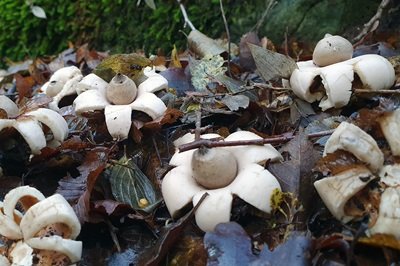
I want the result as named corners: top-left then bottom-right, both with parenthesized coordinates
top-left (204, 222), bottom-right (313, 266)
top-left (170, 45), bottom-right (182, 68)
top-left (108, 154), bottom-right (161, 212)
top-left (160, 68), bottom-right (194, 96)
top-left (220, 94), bottom-right (249, 111)
top-left (138, 192), bottom-right (209, 266)
top-left (92, 200), bottom-right (133, 216)
top-left (57, 147), bottom-right (110, 223)
top-left (248, 43), bottom-right (297, 81)
top-left (143, 108), bottom-right (183, 131)
top-left (269, 129), bottom-right (320, 223)
top-left (239, 32), bottom-right (261, 71)
top-left (14, 73), bottom-right (35, 101)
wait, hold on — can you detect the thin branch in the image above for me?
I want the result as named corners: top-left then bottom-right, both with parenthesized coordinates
top-left (179, 133), bottom-right (294, 153)
top-left (252, 0), bottom-right (277, 33)
top-left (176, 0), bottom-right (196, 31)
top-left (354, 89), bottom-right (400, 95)
top-left (352, 0), bottom-right (391, 43)
top-left (178, 130), bottom-right (334, 153)
top-left (219, 0), bottom-right (232, 77)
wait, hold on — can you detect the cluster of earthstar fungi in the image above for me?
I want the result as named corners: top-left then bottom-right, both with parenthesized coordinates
top-left (0, 186), bottom-right (81, 265)
top-left (315, 114), bottom-right (400, 239)
top-left (0, 31), bottom-right (398, 264)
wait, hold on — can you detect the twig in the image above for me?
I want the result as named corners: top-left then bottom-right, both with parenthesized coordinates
top-left (307, 129), bottom-right (335, 139)
top-left (252, 0), bottom-right (277, 33)
top-left (194, 109), bottom-right (202, 141)
top-left (178, 130), bottom-right (334, 153)
top-left (352, 0), bottom-right (391, 43)
top-left (176, 0), bottom-right (196, 31)
top-left (354, 89), bottom-right (400, 95)
top-left (179, 133), bottom-right (294, 153)
top-left (219, 0), bottom-right (232, 77)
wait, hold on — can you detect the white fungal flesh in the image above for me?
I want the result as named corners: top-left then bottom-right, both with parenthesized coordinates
top-left (323, 122), bottom-right (384, 172)
top-left (0, 187), bottom-right (83, 264)
top-left (45, 66), bottom-right (82, 97)
top-left (370, 187), bottom-right (400, 239)
top-left (314, 166), bottom-right (375, 221)
top-left (13, 119), bottom-right (47, 154)
top-left (20, 194), bottom-right (81, 240)
top-left (104, 105), bottom-right (132, 140)
top-left (76, 73), bottom-right (108, 95)
top-left (0, 95), bottom-right (19, 117)
top-left (25, 108), bottom-right (69, 142)
top-left (289, 34), bottom-right (395, 110)
top-left (378, 108), bottom-right (400, 156)
top-left (379, 164), bottom-right (400, 187)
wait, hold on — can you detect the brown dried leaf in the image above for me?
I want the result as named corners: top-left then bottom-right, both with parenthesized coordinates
top-left (358, 234), bottom-right (400, 251)
top-left (314, 150), bottom-right (360, 176)
top-left (239, 32), bottom-right (260, 71)
top-left (14, 73), bottom-right (35, 101)
top-left (248, 43), bottom-right (297, 81)
top-left (92, 200), bottom-right (132, 216)
top-left (143, 108), bottom-right (183, 131)
top-left (57, 147), bottom-right (110, 223)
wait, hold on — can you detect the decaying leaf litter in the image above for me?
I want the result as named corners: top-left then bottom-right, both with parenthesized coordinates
top-left (1, 0), bottom-right (400, 265)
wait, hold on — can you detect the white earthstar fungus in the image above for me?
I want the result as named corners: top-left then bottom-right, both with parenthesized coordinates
top-left (289, 35), bottom-right (395, 111)
top-left (314, 165), bottom-right (375, 222)
top-left (42, 66), bottom-right (83, 110)
top-left (0, 95), bottom-right (68, 154)
top-left (315, 119), bottom-right (400, 239)
top-left (0, 186), bottom-right (82, 265)
top-left (378, 108), bottom-right (400, 156)
top-left (369, 187), bottom-right (400, 239)
top-left (161, 131), bottom-right (283, 232)
top-left (73, 67), bottom-right (168, 140)
top-left (323, 122), bottom-right (383, 172)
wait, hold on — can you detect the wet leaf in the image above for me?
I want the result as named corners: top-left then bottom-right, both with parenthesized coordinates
top-left (143, 108), bottom-right (183, 131)
top-left (93, 53), bottom-right (151, 83)
top-left (138, 192), bottom-right (209, 266)
top-left (248, 43), bottom-right (297, 81)
top-left (204, 222), bottom-right (312, 266)
top-left (204, 222), bottom-right (256, 265)
top-left (57, 148), bottom-right (110, 223)
top-left (93, 200), bottom-right (133, 216)
top-left (108, 155), bottom-right (160, 212)
top-left (359, 234), bottom-right (400, 251)
top-left (239, 32), bottom-right (260, 71)
top-left (160, 68), bottom-right (194, 96)
top-left (31, 5), bottom-right (47, 19)
top-left (220, 94), bottom-right (249, 111)
top-left (170, 45), bottom-right (182, 68)
top-left (14, 73), bottom-right (35, 101)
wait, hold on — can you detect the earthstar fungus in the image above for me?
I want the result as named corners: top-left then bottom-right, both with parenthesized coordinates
top-left (73, 67), bottom-right (168, 140)
top-left (0, 95), bottom-right (68, 154)
top-left (0, 186), bottom-right (82, 265)
top-left (162, 131), bottom-right (283, 232)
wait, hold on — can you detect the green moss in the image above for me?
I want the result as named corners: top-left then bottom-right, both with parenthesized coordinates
top-left (0, 0), bottom-right (384, 67)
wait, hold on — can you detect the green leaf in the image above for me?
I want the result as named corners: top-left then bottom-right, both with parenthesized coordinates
top-left (109, 155), bottom-right (160, 212)
top-left (31, 5), bottom-right (47, 19)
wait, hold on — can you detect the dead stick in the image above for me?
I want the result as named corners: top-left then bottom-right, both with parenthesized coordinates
top-left (354, 89), bottom-right (400, 95)
top-left (178, 130), bottom-right (334, 153)
top-left (353, 0), bottom-right (391, 43)
top-left (219, 0), bottom-right (232, 77)
top-left (176, 0), bottom-right (196, 31)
